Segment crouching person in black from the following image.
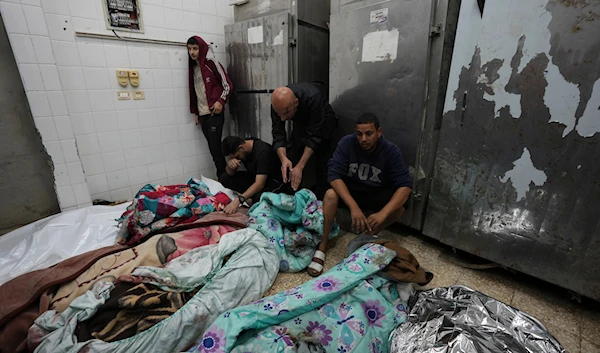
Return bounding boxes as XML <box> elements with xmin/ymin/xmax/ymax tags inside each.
<box><xmin>220</xmin><ymin>136</ymin><xmax>284</xmax><ymax>214</ymax></box>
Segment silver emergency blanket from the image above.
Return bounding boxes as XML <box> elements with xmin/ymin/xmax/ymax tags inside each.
<box><xmin>390</xmin><ymin>285</ymin><xmax>566</xmax><ymax>353</ymax></box>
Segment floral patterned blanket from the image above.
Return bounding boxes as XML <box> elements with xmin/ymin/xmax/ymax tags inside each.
<box><xmin>247</xmin><ymin>189</ymin><xmax>339</xmax><ymax>272</ymax></box>
<box><xmin>117</xmin><ymin>178</ymin><xmax>231</xmax><ymax>245</ymax></box>
<box><xmin>189</xmin><ymin>243</ymin><xmax>414</xmax><ymax>353</ymax></box>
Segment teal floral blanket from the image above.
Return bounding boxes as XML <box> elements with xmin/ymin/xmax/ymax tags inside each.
<box><xmin>247</xmin><ymin>189</ymin><xmax>339</xmax><ymax>272</ymax></box>
<box><xmin>188</xmin><ymin>243</ymin><xmax>414</xmax><ymax>353</ymax></box>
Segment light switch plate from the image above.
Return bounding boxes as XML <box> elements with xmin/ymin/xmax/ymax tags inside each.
<box><xmin>132</xmin><ymin>90</ymin><xmax>145</xmax><ymax>100</ymax></box>
<box><xmin>117</xmin><ymin>91</ymin><xmax>131</xmax><ymax>100</ymax></box>
<box><xmin>116</xmin><ymin>69</ymin><xmax>129</xmax><ymax>87</ymax></box>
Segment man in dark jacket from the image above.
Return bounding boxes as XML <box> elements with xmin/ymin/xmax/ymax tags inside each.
<box><xmin>188</xmin><ymin>36</ymin><xmax>233</xmax><ymax>178</ymax></box>
<box><xmin>307</xmin><ymin>113</ymin><xmax>413</xmax><ymax>276</ymax></box>
<box><xmin>271</xmin><ymin>82</ymin><xmax>338</xmax><ymax>199</ymax></box>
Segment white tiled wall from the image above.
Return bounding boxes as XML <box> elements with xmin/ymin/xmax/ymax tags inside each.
<box><xmin>1</xmin><ymin>0</ymin><xmax>234</xmax><ymax>211</ymax></box>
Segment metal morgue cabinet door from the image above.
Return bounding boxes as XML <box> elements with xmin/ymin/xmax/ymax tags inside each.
<box><xmin>225</xmin><ymin>12</ymin><xmax>292</xmax><ymax>143</ymax></box>
<box><xmin>423</xmin><ymin>1</ymin><xmax>600</xmax><ymax>300</ymax></box>
<box><xmin>329</xmin><ymin>0</ymin><xmax>434</xmax><ymax>224</ymax></box>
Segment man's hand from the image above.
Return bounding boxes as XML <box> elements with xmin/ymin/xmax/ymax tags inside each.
<box><xmin>211</xmin><ymin>101</ymin><xmax>224</xmax><ymax>115</ymax></box>
<box><xmin>367</xmin><ymin>212</ymin><xmax>386</xmax><ymax>234</ymax></box>
<box><xmin>281</xmin><ymin>158</ymin><xmax>293</xmax><ymax>183</ymax></box>
<box><xmin>290</xmin><ymin>166</ymin><xmax>304</xmax><ymax>191</ymax></box>
<box><xmin>350</xmin><ymin>206</ymin><xmax>371</xmax><ymax>233</ymax></box>
<box><xmin>195</xmin><ymin>114</ymin><xmax>200</xmax><ymax>126</ymax></box>
<box><xmin>224</xmin><ymin>198</ymin><xmax>240</xmax><ymax>214</ymax></box>
<box><xmin>227</xmin><ymin>158</ymin><xmax>241</xmax><ymax>171</ymax></box>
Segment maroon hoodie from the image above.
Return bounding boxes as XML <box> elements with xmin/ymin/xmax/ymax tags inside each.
<box><xmin>188</xmin><ymin>36</ymin><xmax>233</xmax><ymax>115</ymax></box>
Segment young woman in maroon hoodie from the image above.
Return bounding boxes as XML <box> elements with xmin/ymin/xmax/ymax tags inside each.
<box><xmin>187</xmin><ymin>36</ymin><xmax>233</xmax><ymax>178</ymax></box>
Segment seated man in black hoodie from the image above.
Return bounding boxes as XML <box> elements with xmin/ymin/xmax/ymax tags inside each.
<box><xmin>220</xmin><ymin>136</ymin><xmax>284</xmax><ymax>214</ymax></box>
<box><xmin>307</xmin><ymin>113</ymin><xmax>413</xmax><ymax>276</ymax></box>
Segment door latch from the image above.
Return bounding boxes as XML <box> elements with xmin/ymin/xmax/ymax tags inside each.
<box><xmin>290</xmin><ymin>38</ymin><xmax>297</xmax><ymax>47</ymax></box>
<box><xmin>430</xmin><ymin>23</ymin><xmax>442</xmax><ymax>36</ymax></box>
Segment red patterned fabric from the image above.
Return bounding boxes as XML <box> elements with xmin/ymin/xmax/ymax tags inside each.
<box><xmin>117</xmin><ymin>178</ymin><xmax>231</xmax><ymax>245</ymax></box>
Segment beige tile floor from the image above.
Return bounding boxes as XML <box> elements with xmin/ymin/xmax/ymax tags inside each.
<box><xmin>265</xmin><ymin>227</ymin><xmax>600</xmax><ymax>353</ymax></box>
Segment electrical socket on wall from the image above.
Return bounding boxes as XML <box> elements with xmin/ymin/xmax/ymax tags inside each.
<box><xmin>132</xmin><ymin>91</ymin><xmax>145</xmax><ymax>100</ymax></box>
<box><xmin>116</xmin><ymin>69</ymin><xmax>129</xmax><ymax>87</ymax></box>
<box><xmin>128</xmin><ymin>70</ymin><xmax>139</xmax><ymax>87</ymax></box>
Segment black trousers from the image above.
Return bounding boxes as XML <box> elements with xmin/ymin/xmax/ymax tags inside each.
<box><xmin>287</xmin><ymin>139</ymin><xmax>334</xmax><ymax>200</ymax></box>
<box><xmin>338</xmin><ymin>187</ymin><xmax>409</xmax><ymax>211</ymax></box>
<box><xmin>219</xmin><ymin>172</ymin><xmax>287</xmax><ymax>201</ymax></box>
<box><xmin>199</xmin><ymin>113</ymin><xmax>226</xmax><ymax>177</ymax></box>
